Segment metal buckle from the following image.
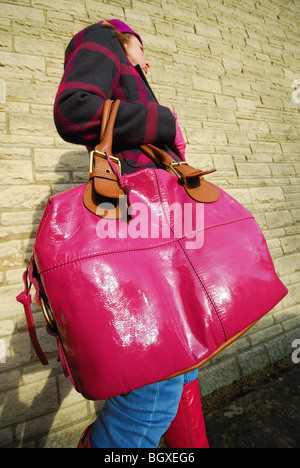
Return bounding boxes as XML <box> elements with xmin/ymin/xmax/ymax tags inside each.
<box><xmin>40</xmin><ymin>296</ymin><xmax>57</xmax><ymax>332</ymax></box>
<box><xmin>169</xmin><ymin>161</ymin><xmax>188</xmax><ymax>179</ymax></box>
<box><xmin>89</xmin><ymin>150</ymin><xmax>121</xmax><ymax>174</ymax></box>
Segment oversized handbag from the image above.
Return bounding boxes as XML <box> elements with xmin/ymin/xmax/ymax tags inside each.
<box><xmin>17</xmin><ymin>99</ymin><xmax>288</xmax><ymax>400</ymax></box>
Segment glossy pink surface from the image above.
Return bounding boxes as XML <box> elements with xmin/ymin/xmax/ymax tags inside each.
<box><xmin>33</xmin><ymin>168</ymin><xmax>287</xmax><ymax>400</ymax></box>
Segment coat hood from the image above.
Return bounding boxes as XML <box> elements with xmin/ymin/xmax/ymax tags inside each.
<box><xmin>100</xmin><ymin>19</ymin><xmax>143</xmax><ymax>46</ymax></box>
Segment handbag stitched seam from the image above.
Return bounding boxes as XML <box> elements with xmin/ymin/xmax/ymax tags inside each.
<box><xmin>37</xmin><ymin>239</ymin><xmax>183</xmax><ymax>274</ymax></box>
<box><xmin>178</xmin><ymin>237</ymin><xmax>227</xmax><ymax>342</ymax></box>
<box><xmin>36</xmin><ymin>217</ymin><xmax>255</xmax><ymax>275</ymax></box>
<box><xmin>154</xmin><ymin>170</ymin><xmax>227</xmax><ymax>342</ymax></box>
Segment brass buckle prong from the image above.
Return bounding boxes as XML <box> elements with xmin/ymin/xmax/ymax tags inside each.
<box><xmin>89</xmin><ymin>150</ymin><xmax>121</xmax><ymax>174</ymax></box>
<box><xmin>169</xmin><ymin>161</ymin><xmax>188</xmax><ymax>179</ymax></box>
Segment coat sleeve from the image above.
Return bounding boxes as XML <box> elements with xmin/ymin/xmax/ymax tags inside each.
<box><xmin>54</xmin><ymin>24</ymin><xmax>176</xmax><ymax>149</ymax></box>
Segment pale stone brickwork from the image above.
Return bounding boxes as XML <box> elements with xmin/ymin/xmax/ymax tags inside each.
<box><xmin>0</xmin><ymin>0</ymin><xmax>299</xmax><ymax>448</ymax></box>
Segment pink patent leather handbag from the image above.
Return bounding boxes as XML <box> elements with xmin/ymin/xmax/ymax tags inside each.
<box><xmin>17</xmin><ymin>100</ymin><xmax>288</xmax><ymax>400</ymax></box>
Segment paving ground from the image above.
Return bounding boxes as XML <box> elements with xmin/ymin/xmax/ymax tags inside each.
<box><xmin>203</xmin><ymin>360</ymin><xmax>300</xmax><ymax>448</ymax></box>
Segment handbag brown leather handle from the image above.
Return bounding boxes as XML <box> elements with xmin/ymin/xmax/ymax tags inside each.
<box><xmin>83</xmin><ymin>99</ymin><xmax>219</xmax><ymax>218</ymax></box>
<box><xmin>96</xmin><ymin>99</ymin><xmax>217</xmax><ymax>178</ymax></box>
<box><xmin>96</xmin><ymin>99</ymin><xmax>121</xmax><ymax>157</ymax></box>
<box><xmin>99</xmin><ymin>99</ymin><xmax>113</xmax><ymax>142</ymax></box>
<box><xmin>84</xmin><ymin>100</ymin><xmax>125</xmax><ymax>218</ymax></box>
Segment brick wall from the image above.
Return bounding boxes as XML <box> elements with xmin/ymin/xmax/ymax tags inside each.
<box><xmin>0</xmin><ymin>0</ymin><xmax>299</xmax><ymax>448</ymax></box>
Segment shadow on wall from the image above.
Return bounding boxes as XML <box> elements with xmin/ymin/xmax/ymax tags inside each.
<box><xmin>1</xmin><ymin>149</ymin><xmax>105</xmax><ymax>448</ymax></box>
<box><xmin>1</xmin><ymin>321</ymin><xmax>104</xmax><ymax>447</ymax></box>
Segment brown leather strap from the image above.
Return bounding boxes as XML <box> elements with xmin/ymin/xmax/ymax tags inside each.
<box><xmin>84</xmin><ymin>100</ymin><xmax>125</xmax><ymax>217</ymax></box>
<box><xmin>139</xmin><ymin>144</ymin><xmax>165</xmax><ymax>168</ymax></box>
<box><xmin>145</xmin><ymin>144</ymin><xmax>216</xmax><ymax>181</ymax></box>
<box><xmin>144</xmin><ymin>144</ymin><xmax>219</xmax><ymax>203</ymax></box>
<box><xmin>95</xmin><ymin>99</ymin><xmax>121</xmax><ymax>156</ymax></box>
<box><xmin>100</xmin><ymin>99</ymin><xmax>113</xmax><ymax>142</ymax></box>
<box><xmin>83</xmin><ymin>99</ymin><xmax>220</xmax><ymax>217</ymax></box>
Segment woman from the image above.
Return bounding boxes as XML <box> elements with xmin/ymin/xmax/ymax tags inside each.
<box><xmin>54</xmin><ymin>19</ymin><xmax>209</xmax><ymax>449</ymax></box>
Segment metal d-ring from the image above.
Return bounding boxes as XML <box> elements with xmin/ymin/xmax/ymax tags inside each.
<box><xmin>40</xmin><ymin>296</ymin><xmax>57</xmax><ymax>332</ymax></box>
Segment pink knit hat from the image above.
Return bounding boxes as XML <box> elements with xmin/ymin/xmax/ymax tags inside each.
<box><xmin>101</xmin><ymin>19</ymin><xmax>143</xmax><ymax>46</ymax></box>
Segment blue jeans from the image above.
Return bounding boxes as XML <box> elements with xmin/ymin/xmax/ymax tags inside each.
<box><xmin>90</xmin><ymin>369</ymin><xmax>199</xmax><ymax>448</ymax></box>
